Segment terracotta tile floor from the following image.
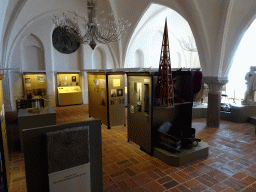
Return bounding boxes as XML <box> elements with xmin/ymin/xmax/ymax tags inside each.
<box><xmin>7</xmin><ymin>105</ymin><xmax>256</xmax><ymax>192</ymax></box>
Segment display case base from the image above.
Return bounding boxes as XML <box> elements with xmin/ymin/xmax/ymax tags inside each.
<box><xmin>153</xmin><ymin>141</ymin><xmax>209</xmax><ymax>167</ymax></box>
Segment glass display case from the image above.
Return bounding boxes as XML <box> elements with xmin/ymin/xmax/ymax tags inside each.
<box><xmin>56</xmin><ymin>73</ymin><xmax>83</xmax><ymax>106</ymax></box>
<box><xmin>23</xmin><ymin>73</ymin><xmax>47</xmax><ymax>99</ymax></box>
<box><xmin>57</xmin><ymin>86</ymin><xmax>82</xmax><ymax>106</ymax></box>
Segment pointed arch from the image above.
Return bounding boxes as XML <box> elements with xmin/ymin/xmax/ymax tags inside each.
<box><xmin>93</xmin><ymin>48</ymin><xmax>104</xmax><ymax>70</ymax></box>
<box><xmin>124</xmin><ymin>3</ymin><xmax>200</xmax><ymax>69</ymax></box>
<box><xmin>21</xmin><ymin>34</ymin><xmax>45</xmax><ymax>71</ymax></box>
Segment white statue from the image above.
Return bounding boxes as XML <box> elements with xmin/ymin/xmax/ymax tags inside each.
<box><xmin>244</xmin><ymin>66</ymin><xmax>256</xmax><ymax>105</ymax></box>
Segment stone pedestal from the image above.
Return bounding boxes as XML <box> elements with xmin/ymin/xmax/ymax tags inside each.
<box><xmin>203</xmin><ymin>77</ymin><xmax>228</xmax><ymax>128</ymax></box>
<box><xmin>154</xmin><ymin>141</ymin><xmax>209</xmax><ymax>167</ymax></box>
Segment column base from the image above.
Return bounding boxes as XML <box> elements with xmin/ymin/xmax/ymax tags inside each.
<box><xmin>207</xmin><ymin>93</ymin><xmax>221</xmax><ymax>127</ymax></box>
<box><xmin>203</xmin><ymin>76</ymin><xmax>228</xmax><ymax>128</ymax></box>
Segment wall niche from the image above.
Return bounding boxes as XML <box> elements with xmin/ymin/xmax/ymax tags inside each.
<box><xmin>21</xmin><ymin>34</ymin><xmax>46</xmax><ymax>71</ymax></box>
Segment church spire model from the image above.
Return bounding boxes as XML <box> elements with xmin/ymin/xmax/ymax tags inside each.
<box><xmin>156</xmin><ymin>18</ymin><xmax>174</xmax><ymax>106</ymax></box>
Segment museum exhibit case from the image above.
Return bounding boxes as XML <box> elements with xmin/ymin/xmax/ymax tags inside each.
<box><xmin>22</xmin><ymin>119</ymin><xmax>102</xmax><ymax>192</ymax></box>
<box><xmin>56</xmin><ymin>73</ymin><xmax>83</xmax><ymax>106</ymax></box>
<box><xmin>0</xmin><ymin>74</ymin><xmax>10</xmax><ymax>191</ymax></box>
<box><xmin>18</xmin><ymin>72</ymin><xmax>48</xmax><ymax>109</ymax></box>
<box><xmin>87</xmin><ymin>71</ymin><xmax>125</xmax><ymax>129</ymax></box>
<box><xmin>23</xmin><ymin>72</ymin><xmax>47</xmax><ymax>99</ymax></box>
<box><xmin>127</xmin><ymin>70</ymin><xmax>209</xmax><ymax>166</ymax></box>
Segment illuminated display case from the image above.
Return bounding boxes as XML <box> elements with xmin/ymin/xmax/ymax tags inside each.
<box><xmin>56</xmin><ymin>73</ymin><xmax>83</xmax><ymax>106</ymax></box>
<box><xmin>87</xmin><ymin>72</ymin><xmax>125</xmax><ymax>129</ymax></box>
<box><xmin>58</xmin><ymin>86</ymin><xmax>82</xmax><ymax>106</ymax></box>
<box><xmin>56</xmin><ymin>73</ymin><xmax>80</xmax><ymax>87</ymax></box>
<box><xmin>23</xmin><ymin>72</ymin><xmax>47</xmax><ymax>99</ymax></box>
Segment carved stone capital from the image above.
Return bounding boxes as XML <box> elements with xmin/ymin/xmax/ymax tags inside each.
<box><xmin>203</xmin><ymin>76</ymin><xmax>229</xmax><ymax>94</ymax></box>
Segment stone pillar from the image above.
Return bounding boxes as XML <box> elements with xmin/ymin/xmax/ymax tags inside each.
<box><xmin>203</xmin><ymin>77</ymin><xmax>228</xmax><ymax>128</ymax></box>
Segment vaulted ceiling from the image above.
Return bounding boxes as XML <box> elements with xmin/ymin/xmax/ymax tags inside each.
<box><xmin>1</xmin><ymin>0</ymin><xmax>256</xmax><ymax>77</ymax></box>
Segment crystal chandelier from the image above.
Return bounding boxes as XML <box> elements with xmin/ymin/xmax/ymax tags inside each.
<box><xmin>52</xmin><ymin>0</ymin><xmax>131</xmax><ymax>50</ymax></box>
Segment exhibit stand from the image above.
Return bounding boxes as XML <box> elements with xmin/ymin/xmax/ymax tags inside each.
<box><xmin>56</xmin><ymin>73</ymin><xmax>83</xmax><ymax>106</ymax></box>
<box><xmin>47</xmin><ymin>126</ymin><xmax>90</xmax><ymax>192</ymax></box>
<box><xmin>0</xmin><ymin>74</ymin><xmax>10</xmax><ymax>191</ymax></box>
<box><xmin>127</xmin><ymin>70</ymin><xmax>209</xmax><ymax>166</ymax></box>
<box><xmin>87</xmin><ymin>72</ymin><xmax>125</xmax><ymax>129</ymax></box>
<box><xmin>18</xmin><ymin>106</ymin><xmax>56</xmax><ymax>151</ymax></box>
<box><xmin>22</xmin><ymin>119</ymin><xmax>102</xmax><ymax>192</ymax></box>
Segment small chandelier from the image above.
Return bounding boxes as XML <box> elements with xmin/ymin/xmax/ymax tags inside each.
<box><xmin>52</xmin><ymin>0</ymin><xmax>131</xmax><ymax>50</ymax></box>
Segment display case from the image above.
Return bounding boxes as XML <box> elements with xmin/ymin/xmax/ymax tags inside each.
<box><xmin>56</xmin><ymin>73</ymin><xmax>83</xmax><ymax>106</ymax></box>
<box><xmin>87</xmin><ymin>72</ymin><xmax>125</xmax><ymax>129</ymax></box>
<box><xmin>56</xmin><ymin>73</ymin><xmax>80</xmax><ymax>87</ymax></box>
<box><xmin>58</xmin><ymin>86</ymin><xmax>82</xmax><ymax>106</ymax></box>
<box><xmin>127</xmin><ymin>71</ymin><xmax>193</xmax><ymax>154</ymax></box>
<box><xmin>23</xmin><ymin>73</ymin><xmax>47</xmax><ymax>100</ymax></box>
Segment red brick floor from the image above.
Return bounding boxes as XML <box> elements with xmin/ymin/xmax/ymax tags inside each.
<box><xmin>7</xmin><ymin>105</ymin><xmax>256</xmax><ymax>191</ymax></box>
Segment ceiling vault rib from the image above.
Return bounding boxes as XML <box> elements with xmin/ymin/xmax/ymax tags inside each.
<box><xmin>218</xmin><ymin>0</ymin><xmax>234</xmax><ymax>77</ymax></box>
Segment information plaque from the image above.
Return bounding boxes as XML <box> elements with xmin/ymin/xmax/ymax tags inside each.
<box><xmin>47</xmin><ymin>126</ymin><xmax>90</xmax><ymax>192</ymax></box>
<box><xmin>22</xmin><ymin>119</ymin><xmax>102</xmax><ymax>192</ymax></box>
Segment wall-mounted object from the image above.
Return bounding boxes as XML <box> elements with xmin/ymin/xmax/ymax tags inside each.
<box><xmin>52</xmin><ymin>27</ymin><xmax>80</xmax><ymax>54</ymax></box>
<box><xmin>87</xmin><ymin>72</ymin><xmax>125</xmax><ymax>129</ymax></box>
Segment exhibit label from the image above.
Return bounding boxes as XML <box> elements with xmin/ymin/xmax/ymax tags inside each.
<box><xmin>37</xmin><ymin>76</ymin><xmax>45</xmax><ymax>82</ymax></box>
<box><xmin>48</xmin><ymin>163</ymin><xmax>91</xmax><ymax>192</ymax></box>
<box><xmin>113</xmin><ymin>79</ymin><xmax>120</xmax><ymax>87</ymax></box>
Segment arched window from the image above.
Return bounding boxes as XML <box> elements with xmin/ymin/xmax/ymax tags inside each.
<box><xmin>135</xmin><ymin>49</ymin><xmax>144</xmax><ymax>68</ymax></box>
<box><xmin>93</xmin><ymin>48</ymin><xmax>104</xmax><ymax>69</ymax></box>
